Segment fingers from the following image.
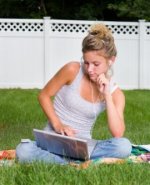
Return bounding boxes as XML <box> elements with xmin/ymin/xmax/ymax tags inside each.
<box><xmin>97</xmin><ymin>73</ymin><xmax>110</xmax><ymax>94</ymax></box>
<box><xmin>60</xmin><ymin>130</ymin><xmax>65</xmax><ymax>136</ymax></box>
<box><xmin>97</xmin><ymin>74</ymin><xmax>108</xmax><ymax>85</ymax></box>
<box><xmin>65</xmin><ymin>127</ymin><xmax>77</xmax><ymax>137</ymax></box>
<box><xmin>97</xmin><ymin>74</ymin><xmax>106</xmax><ymax>92</ymax></box>
<box><xmin>60</xmin><ymin>125</ymin><xmax>77</xmax><ymax>137</ymax></box>
<box><xmin>54</xmin><ymin>123</ymin><xmax>76</xmax><ymax>137</ymax></box>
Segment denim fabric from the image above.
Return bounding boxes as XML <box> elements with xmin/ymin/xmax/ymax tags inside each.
<box><xmin>16</xmin><ymin>137</ymin><xmax>132</xmax><ymax>164</ymax></box>
<box><xmin>90</xmin><ymin>137</ymin><xmax>132</xmax><ymax>159</ymax></box>
<box><xmin>16</xmin><ymin>141</ymin><xmax>68</xmax><ymax>164</ymax></box>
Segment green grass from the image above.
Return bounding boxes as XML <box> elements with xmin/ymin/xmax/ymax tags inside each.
<box><xmin>0</xmin><ymin>89</ymin><xmax>150</xmax><ymax>185</ymax></box>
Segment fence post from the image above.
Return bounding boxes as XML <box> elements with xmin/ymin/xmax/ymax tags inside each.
<box><xmin>43</xmin><ymin>17</ymin><xmax>51</xmax><ymax>85</ymax></box>
<box><xmin>138</xmin><ymin>19</ymin><xmax>145</xmax><ymax>89</ymax></box>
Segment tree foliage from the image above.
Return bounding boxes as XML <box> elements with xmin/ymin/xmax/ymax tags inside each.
<box><xmin>108</xmin><ymin>0</ymin><xmax>150</xmax><ymax>21</ymax></box>
<box><xmin>0</xmin><ymin>0</ymin><xmax>51</xmax><ymax>18</ymax></box>
<box><xmin>0</xmin><ymin>0</ymin><xmax>149</xmax><ymax>21</ymax></box>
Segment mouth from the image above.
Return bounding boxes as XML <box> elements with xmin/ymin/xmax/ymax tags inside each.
<box><xmin>88</xmin><ymin>74</ymin><xmax>97</xmax><ymax>81</ymax></box>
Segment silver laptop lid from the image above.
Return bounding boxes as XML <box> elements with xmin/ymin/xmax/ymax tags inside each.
<box><xmin>33</xmin><ymin>129</ymin><xmax>90</xmax><ymax>160</ymax></box>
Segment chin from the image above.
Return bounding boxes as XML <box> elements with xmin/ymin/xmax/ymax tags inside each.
<box><xmin>89</xmin><ymin>76</ymin><xmax>97</xmax><ymax>82</ymax></box>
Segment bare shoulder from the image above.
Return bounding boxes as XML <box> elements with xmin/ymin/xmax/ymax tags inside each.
<box><xmin>64</xmin><ymin>61</ymin><xmax>80</xmax><ymax>72</ymax></box>
<box><xmin>58</xmin><ymin>61</ymin><xmax>81</xmax><ymax>84</ymax></box>
<box><xmin>112</xmin><ymin>88</ymin><xmax>125</xmax><ymax>98</ymax></box>
<box><xmin>112</xmin><ymin>88</ymin><xmax>125</xmax><ymax>108</ymax></box>
<box><xmin>60</xmin><ymin>61</ymin><xmax>80</xmax><ymax>84</ymax></box>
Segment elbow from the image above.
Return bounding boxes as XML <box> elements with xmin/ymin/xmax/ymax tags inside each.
<box><xmin>113</xmin><ymin>133</ymin><xmax>124</xmax><ymax>138</ymax></box>
<box><xmin>113</xmin><ymin>129</ymin><xmax>125</xmax><ymax>138</ymax></box>
<box><xmin>38</xmin><ymin>90</ymin><xmax>46</xmax><ymax>104</ymax></box>
<box><xmin>38</xmin><ymin>90</ymin><xmax>52</xmax><ymax>105</ymax></box>
<box><xmin>38</xmin><ymin>91</ymin><xmax>42</xmax><ymax>103</ymax></box>
<box><xmin>112</xmin><ymin>126</ymin><xmax>125</xmax><ymax>138</ymax></box>
<box><xmin>113</xmin><ymin>120</ymin><xmax>125</xmax><ymax>138</ymax></box>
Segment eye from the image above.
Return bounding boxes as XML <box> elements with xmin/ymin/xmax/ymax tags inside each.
<box><xmin>94</xmin><ymin>63</ymin><xmax>100</xmax><ymax>66</ymax></box>
<box><xmin>84</xmin><ymin>61</ymin><xmax>89</xmax><ymax>65</ymax></box>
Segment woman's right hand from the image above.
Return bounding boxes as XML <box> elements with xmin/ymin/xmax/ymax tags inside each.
<box><xmin>53</xmin><ymin>123</ymin><xmax>77</xmax><ymax>137</ymax></box>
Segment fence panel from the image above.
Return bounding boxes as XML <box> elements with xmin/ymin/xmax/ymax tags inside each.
<box><xmin>0</xmin><ymin>18</ymin><xmax>150</xmax><ymax>89</ymax></box>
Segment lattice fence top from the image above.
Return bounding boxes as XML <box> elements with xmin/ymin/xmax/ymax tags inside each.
<box><xmin>51</xmin><ymin>23</ymin><xmax>90</xmax><ymax>33</ymax></box>
<box><xmin>0</xmin><ymin>19</ymin><xmax>150</xmax><ymax>36</ymax></box>
<box><xmin>146</xmin><ymin>25</ymin><xmax>150</xmax><ymax>35</ymax></box>
<box><xmin>107</xmin><ymin>25</ymin><xmax>138</xmax><ymax>35</ymax></box>
<box><xmin>0</xmin><ymin>21</ymin><xmax>43</xmax><ymax>32</ymax></box>
<box><xmin>51</xmin><ymin>23</ymin><xmax>139</xmax><ymax>35</ymax></box>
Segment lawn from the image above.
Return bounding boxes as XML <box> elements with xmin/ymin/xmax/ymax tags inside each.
<box><xmin>0</xmin><ymin>89</ymin><xmax>150</xmax><ymax>185</ymax></box>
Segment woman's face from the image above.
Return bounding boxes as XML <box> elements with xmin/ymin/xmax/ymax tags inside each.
<box><xmin>83</xmin><ymin>50</ymin><xmax>110</xmax><ymax>82</ymax></box>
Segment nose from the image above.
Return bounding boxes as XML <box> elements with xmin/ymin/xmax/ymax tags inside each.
<box><xmin>87</xmin><ymin>64</ymin><xmax>94</xmax><ymax>73</ymax></box>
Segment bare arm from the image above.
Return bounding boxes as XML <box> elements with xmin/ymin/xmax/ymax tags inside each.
<box><xmin>38</xmin><ymin>62</ymin><xmax>80</xmax><ymax>136</ymax></box>
<box><xmin>105</xmin><ymin>88</ymin><xmax>125</xmax><ymax>137</ymax></box>
<box><xmin>97</xmin><ymin>74</ymin><xmax>125</xmax><ymax>137</ymax></box>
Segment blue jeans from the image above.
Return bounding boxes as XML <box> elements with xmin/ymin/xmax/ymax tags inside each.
<box><xmin>16</xmin><ymin>137</ymin><xmax>132</xmax><ymax>164</ymax></box>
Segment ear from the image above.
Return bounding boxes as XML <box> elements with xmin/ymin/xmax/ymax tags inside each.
<box><xmin>109</xmin><ymin>56</ymin><xmax>116</xmax><ymax>65</ymax></box>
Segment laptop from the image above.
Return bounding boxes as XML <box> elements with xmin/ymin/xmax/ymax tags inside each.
<box><xmin>33</xmin><ymin>128</ymin><xmax>97</xmax><ymax>160</ymax></box>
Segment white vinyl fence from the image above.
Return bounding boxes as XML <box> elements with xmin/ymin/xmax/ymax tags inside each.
<box><xmin>0</xmin><ymin>17</ymin><xmax>150</xmax><ymax>89</ymax></box>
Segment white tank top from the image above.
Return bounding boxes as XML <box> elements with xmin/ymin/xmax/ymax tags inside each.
<box><xmin>44</xmin><ymin>63</ymin><xmax>118</xmax><ymax>139</ymax></box>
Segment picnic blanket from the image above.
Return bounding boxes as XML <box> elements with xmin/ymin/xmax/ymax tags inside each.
<box><xmin>0</xmin><ymin>150</ymin><xmax>16</xmax><ymax>166</ymax></box>
<box><xmin>0</xmin><ymin>145</ymin><xmax>150</xmax><ymax>168</ymax></box>
<box><xmin>70</xmin><ymin>144</ymin><xmax>150</xmax><ymax>169</ymax></box>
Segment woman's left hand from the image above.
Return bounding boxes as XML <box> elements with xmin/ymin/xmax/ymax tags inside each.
<box><xmin>96</xmin><ymin>73</ymin><xmax>110</xmax><ymax>96</ymax></box>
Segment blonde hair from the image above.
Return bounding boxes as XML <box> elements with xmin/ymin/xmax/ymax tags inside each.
<box><xmin>82</xmin><ymin>23</ymin><xmax>117</xmax><ymax>58</ymax></box>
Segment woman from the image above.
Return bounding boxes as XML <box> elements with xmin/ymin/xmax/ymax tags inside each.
<box><xmin>16</xmin><ymin>23</ymin><xmax>132</xmax><ymax>164</ymax></box>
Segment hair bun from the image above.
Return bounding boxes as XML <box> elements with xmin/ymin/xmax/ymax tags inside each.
<box><xmin>89</xmin><ymin>23</ymin><xmax>111</xmax><ymax>39</ymax></box>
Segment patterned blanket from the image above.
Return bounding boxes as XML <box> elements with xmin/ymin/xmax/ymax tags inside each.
<box><xmin>0</xmin><ymin>145</ymin><xmax>150</xmax><ymax>168</ymax></box>
<box><xmin>70</xmin><ymin>144</ymin><xmax>150</xmax><ymax>169</ymax></box>
<box><xmin>0</xmin><ymin>150</ymin><xmax>16</xmax><ymax>166</ymax></box>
